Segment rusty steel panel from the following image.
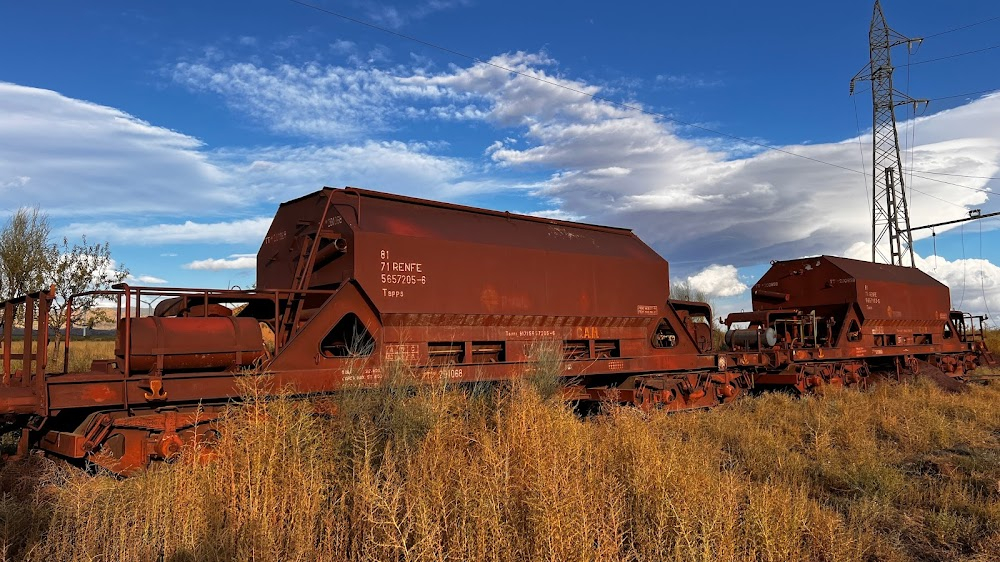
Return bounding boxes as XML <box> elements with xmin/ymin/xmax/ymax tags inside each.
<box><xmin>733</xmin><ymin>255</ymin><xmax>975</xmax><ymax>381</ymax></box>
<box><xmin>258</xmin><ymin>187</ymin><xmax>669</xmax><ymax>320</ymax></box>
<box><xmin>753</xmin><ymin>255</ymin><xmax>951</xmax><ymax>324</ymax></box>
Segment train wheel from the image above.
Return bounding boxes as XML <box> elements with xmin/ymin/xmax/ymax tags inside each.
<box><xmin>88</xmin><ymin>428</ymin><xmax>153</xmax><ymax>475</ymax></box>
<box><xmin>82</xmin><ymin>409</ymin><xmax>223</xmax><ymax>475</ymax></box>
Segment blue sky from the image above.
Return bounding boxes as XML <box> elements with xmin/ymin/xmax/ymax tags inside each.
<box><xmin>1</xmin><ymin>0</ymin><xmax>999</xmax><ymax>317</ymax></box>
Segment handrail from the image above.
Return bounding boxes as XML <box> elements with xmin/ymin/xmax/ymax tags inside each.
<box><xmin>0</xmin><ymin>286</ymin><xmax>55</xmax><ymax>386</ymax></box>
<box><xmin>56</xmin><ymin>284</ymin><xmax>341</xmax><ymax>374</ymax></box>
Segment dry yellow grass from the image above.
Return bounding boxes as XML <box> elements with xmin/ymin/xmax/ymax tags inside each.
<box><xmin>984</xmin><ymin>330</ymin><xmax>1000</xmax><ymax>355</ymax></box>
<box><xmin>0</xmin><ymin>361</ymin><xmax>998</xmax><ymax>562</ymax></box>
<box><xmin>1</xmin><ymin>339</ymin><xmax>115</xmax><ymax>374</ymax></box>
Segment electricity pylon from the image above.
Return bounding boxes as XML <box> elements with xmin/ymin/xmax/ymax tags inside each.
<box><xmin>850</xmin><ymin>0</ymin><xmax>926</xmax><ymax>267</ymax></box>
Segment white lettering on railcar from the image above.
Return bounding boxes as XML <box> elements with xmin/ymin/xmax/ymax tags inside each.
<box><xmin>430</xmin><ymin>367</ymin><xmax>464</xmax><ymax>380</ymax></box>
<box><xmin>637</xmin><ymin>305</ymin><xmax>658</xmax><ymax>315</ymax></box>
<box><xmin>864</xmin><ymin>288</ymin><xmax>880</xmax><ymax>306</ymax></box>
<box><xmin>379</xmin><ymin>249</ymin><xmax>427</xmax><ymax>291</ymax></box>
<box><xmin>505</xmin><ymin>330</ymin><xmax>557</xmax><ymax>338</ymax></box>
<box><xmin>342</xmin><ymin>366</ymin><xmax>383</xmax><ymax>382</ymax></box>
<box><xmin>264</xmin><ymin>230</ymin><xmax>287</xmax><ymax>245</ymax></box>
<box><xmin>384</xmin><ymin>344</ymin><xmax>420</xmax><ymax>363</ymax></box>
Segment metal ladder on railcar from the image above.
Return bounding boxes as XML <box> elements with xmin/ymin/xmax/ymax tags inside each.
<box><xmin>275</xmin><ymin>192</ymin><xmax>338</xmax><ymax>350</ymax></box>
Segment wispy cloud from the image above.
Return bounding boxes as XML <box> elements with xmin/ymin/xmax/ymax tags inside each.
<box><xmin>361</xmin><ymin>0</ymin><xmax>472</xmax><ymax>29</ymax></box>
<box><xmin>184</xmin><ymin>254</ymin><xmax>257</xmax><ymax>270</ymax></box>
<box><xmin>212</xmin><ymin>141</ymin><xmax>505</xmax><ymax>203</ymax></box>
<box><xmin>654</xmin><ymin>74</ymin><xmax>723</xmax><ymax>89</ymax></box>
<box><xmin>0</xmin><ymin>81</ymin><xmax>506</xmax><ymax>236</ymax></box>
<box><xmin>0</xmin><ymin>175</ymin><xmax>30</xmax><ymax>189</ymax></box>
<box><xmin>0</xmin><ymin>82</ymin><xmax>239</xmax><ymax>217</ymax></box>
<box><xmin>64</xmin><ymin>218</ymin><xmax>273</xmax><ymax>245</ymax></box>
<box><xmin>127</xmin><ymin>274</ymin><xmax>168</xmax><ymax>284</ymax></box>
<box><xmin>169</xmin><ymin>61</ymin><xmax>445</xmax><ymax>140</ymax></box>
<box><xmin>166</xmin><ymin>52</ymin><xmax>557</xmax><ymax>140</ymax></box>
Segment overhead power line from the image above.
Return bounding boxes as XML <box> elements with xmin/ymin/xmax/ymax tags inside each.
<box><xmin>909</xmin><ymin>186</ymin><xmax>972</xmax><ymax>209</ymax></box>
<box><xmin>287</xmin><ymin>0</ymin><xmax>989</xmax><ymax>200</ymax></box>
<box><xmin>910</xmin><ymin>173</ymin><xmax>994</xmax><ymax>195</ymax></box>
<box><xmin>911</xmin><ymin>169</ymin><xmax>1000</xmax><ymax>180</ymax></box>
<box><xmin>902</xmin><ymin>42</ymin><xmax>1000</xmax><ymax>67</ymax></box>
<box><xmin>923</xmin><ymin>14</ymin><xmax>1000</xmax><ymax>40</ymax></box>
<box><xmin>849</xmin><ymin>87</ymin><xmax>999</xmax><ymax>101</ymax></box>
<box><xmin>927</xmin><ymin>88</ymin><xmax>1000</xmax><ymax>101</ymax></box>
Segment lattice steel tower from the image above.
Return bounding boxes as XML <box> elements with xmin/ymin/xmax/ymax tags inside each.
<box><xmin>850</xmin><ymin>0</ymin><xmax>925</xmax><ymax>267</ymax></box>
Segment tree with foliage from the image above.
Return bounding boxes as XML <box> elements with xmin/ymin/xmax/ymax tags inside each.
<box><xmin>0</xmin><ymin>208</ymin><xmax>51</xmax><ymax>302</ymax></box>
<box><xmin>0</xmin><ymin>208</ymin><xmax>127</xmax><ymax>347</ymax></box>
<box><xmin>45</xmin><ymin>235</ymin><xmax>128</xmax><ymax>348</ymax></box>
<box><xmin>669</xmin><ymin>280</ymin><xmax>711</xmax><ymax>304</ymax></box>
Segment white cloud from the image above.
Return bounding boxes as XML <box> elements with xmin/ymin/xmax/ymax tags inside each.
<box><xmin>126</xmin><ymin>274</ymin><xmax>168</xmax><ymax>284</ymax></box>
<box><xmin>184</xmin><ymin>254</ymin><xmax>257</xmax><ymax>270</ymax></box>
<box><xmin>0</xmin><ymin>81</ymin><xmax>507</xmax><ymax>244</ymax></box>
<box><xmin>685</xmin><ymin>264</ymin><xmax>748</xmax><ymax>298</ymax></box>
<box><xmin>404</xmin><ymin>56</ymin><xmax>1000</xmax><ymax>270</ymax></box>
<box><xmin>169</xmin><ymin>61</ymin><xmax>446</xmax><ymax>140</ymax></box>
<box><xmin>329</xmin><ymin>39</ymin><xmax>356</xmax><ymax>54</ymax></box>
<box><xmin>364</xmin><ymin>0</ymin><xmax>471</xmax><ymax>29</ymax></box>
<box><xmin>212</xmin><ymin>141</ymin><xmax>506</xmax><ymax>203</ymax></box>
<box><xmin>1</xmin><ymin>175</ymin><xmax>30</xmax><ymax>188</ymax></box>
<box><xmin>525</xmin><ymin>209</ymin><xmax>585</xmax><ymax>221</ymax></box>
<box><xmin>654</xmin><ymin>74</ymin><xmax>723</xmax><ymax>89</ymax></box>
<box><xmin>165</xmin><ymin>53</ymin><xmax>1000</xmax><ymax>279</ymax></box>
<box><xmin>64</xmin><ymin>218</ymin><xmax>272</xmax><ymax>245</ymax></box>
<box><xmin>916</xmin><ymin>253</ymin><xmax>1000</xmax><ymax>316</ymax></box>
<box><xmin>168</xmin><ymin>52</ymin><xmax>572</xmax><ymax>141</ymax></box>
<box><xmin>0</xmin><ymin>82</ymin><xmax>239</xmax><ymax>217</ymax></box>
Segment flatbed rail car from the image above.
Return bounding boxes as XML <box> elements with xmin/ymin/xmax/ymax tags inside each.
<box><xmin>0</xmin><ymin>187</ymin><xmax>745</xmax><ymax>474</ymax></box>
<box><xmin>722</xmin><ymin>256</ymin><xmax>995</xmax><ymax>392</ymax></box>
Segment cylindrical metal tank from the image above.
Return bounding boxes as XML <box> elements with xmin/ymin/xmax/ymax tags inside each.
<box><xmin>725</xmin><ymin>328</ymin><xmax>777</xmax><ymax>349</ymax></box>
<box><xmin>117</xmin><ymin>317</ymin><xmax>265</xmax><ymax>373</ymax></box>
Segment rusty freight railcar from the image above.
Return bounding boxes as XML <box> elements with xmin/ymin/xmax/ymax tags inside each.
<box><xmin>723</xmin><ymin>256</ymin><xmax>992</xmax><ymax>391</ymax></box>
<box><xmin>0</xmin><ymin>187</ymin><xmax>743</xmax><ymax>473</ymax></box>
<box><xmin>253</xmin><ymin>188</ymin><xmax>729</xmax><ymax>383</ymax></box>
